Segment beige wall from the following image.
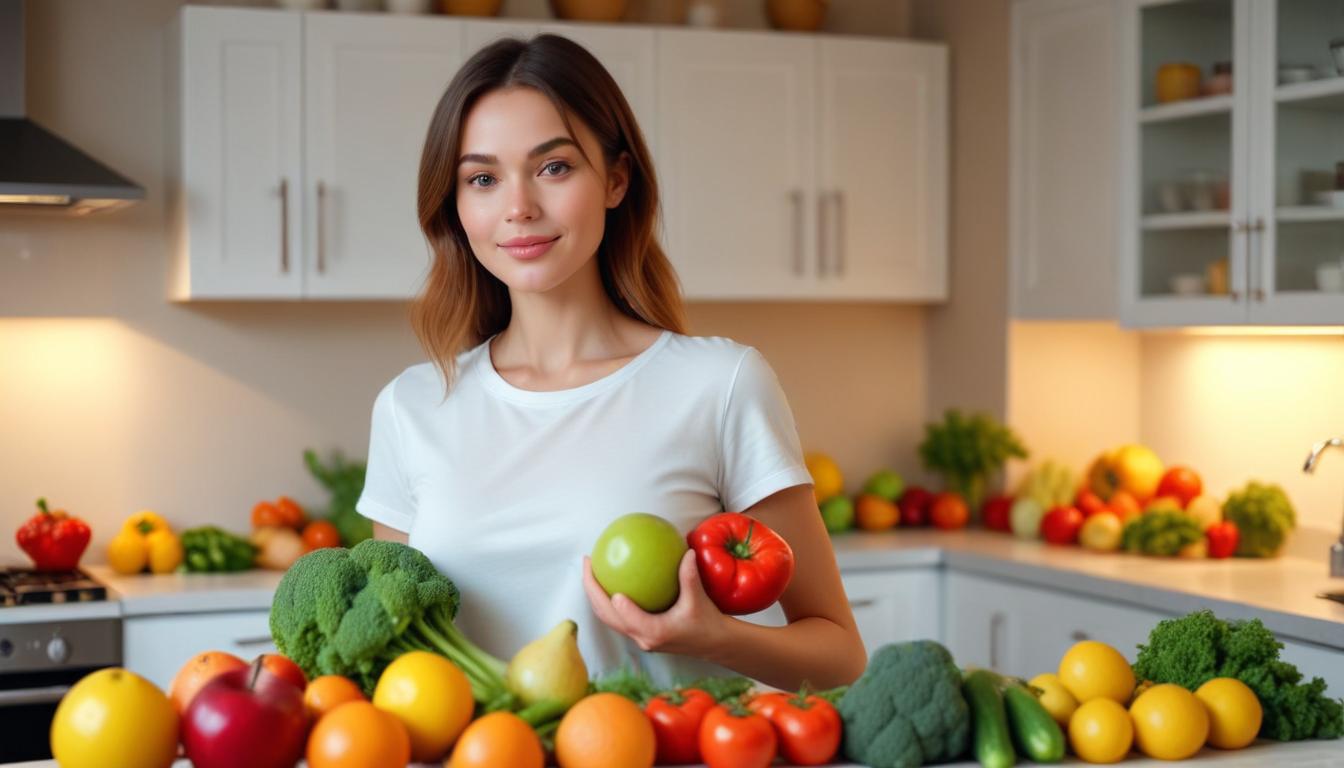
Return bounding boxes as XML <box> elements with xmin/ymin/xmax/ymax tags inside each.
<box><xmin>0</xmin><ymin>0</ymin><xmax>928</xmax><ymax>565</ymax></box>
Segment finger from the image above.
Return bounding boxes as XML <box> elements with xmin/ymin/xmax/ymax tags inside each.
<box><xmin>581</xmin><ymin>557</ymin><xmax>625</xmax><ymax>629</ymax></box>
<box><xmin>678</xmin><ymin>548</ymin><xmax>701</xmax><ymax>592</ymax></box>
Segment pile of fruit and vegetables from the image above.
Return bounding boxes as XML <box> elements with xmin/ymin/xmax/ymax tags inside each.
<box><xmin>810</xmin><ymin>409</ymin><xmax>1299</xmax><ymax>562</ymax></box>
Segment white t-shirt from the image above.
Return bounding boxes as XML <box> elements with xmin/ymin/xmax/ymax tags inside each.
<box><xmin>355</xmin><ymin>330</ymin><xmax>813</xmax><ymax>686</ymax></box>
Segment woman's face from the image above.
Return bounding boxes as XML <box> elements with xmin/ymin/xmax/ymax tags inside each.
<box><xmin>455</xmin><ymin>87</ymin><xmax>628</xmax><ymax>295</ymax></box>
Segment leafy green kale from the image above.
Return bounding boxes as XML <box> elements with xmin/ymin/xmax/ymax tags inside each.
<box><xmin>918</xmin><ymin>410</ymin><xmax>1028</xmax><ymax>511</ymax></box>
<box><xmin>1133</xmin><ymin>610</ymin><xmax>1343</xmax><ymax>740</ymax></box>
<box><xmin>1121</xmin><ymin>511</ymin><xmax>1203</xmax><ymax>556</ymax></box>
<box><xmin>1222</xmin><ymin>482</ymin><xmax>1296</xmax><ymax>557</ymax></box>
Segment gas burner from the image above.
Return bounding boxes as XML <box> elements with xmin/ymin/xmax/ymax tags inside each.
<box><xmin>0</xmin><ymin>568</ymin><xmax>107</xmax><ymax>607</ymax></box>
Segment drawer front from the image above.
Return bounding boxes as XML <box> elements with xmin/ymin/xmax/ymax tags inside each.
<box><xmin>124</xmin><ymin>610</ymin><xmax>275</xmax><ymax>691</ymax></box>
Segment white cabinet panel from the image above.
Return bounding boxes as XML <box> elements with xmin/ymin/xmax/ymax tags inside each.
<box><xmin>841</xmin><ymin>568</ymin><xmax>942</xmax><ymax>657</ymax></box>
<box><xmin>124</xmin><ymin>610</ymin><xmax>276</xmax><ymax>692</ymax></box>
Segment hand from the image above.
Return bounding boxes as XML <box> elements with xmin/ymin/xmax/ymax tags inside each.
<box><xmin>582</xmin><ymin>549</ymin><xmax>728</xmax><ymax>657</ymax></box>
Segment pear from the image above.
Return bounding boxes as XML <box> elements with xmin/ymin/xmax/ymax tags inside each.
<box><xmin>506</xmin><ymin>619</ymin><xmax>589</xmax><ymax>708</ymax></box>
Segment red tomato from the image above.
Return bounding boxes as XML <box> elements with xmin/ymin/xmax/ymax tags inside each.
<box><xmin>749</xmin><ymin>692</ymin><xmax>841</xmax><ymax>765</ymax></box>
<box><xmin>251</xmin><ymin>501</ymin><xmax>283</xmax><ymax>529</ymax></box>
<box><xmin>929</xmin><ymin>493</ymin><xmax>969</xmax><ymax>530</ymax></box>
<box><xmin>687</xmin><ymin>513</ymin><xmax>795</xmax><ymax>615</ymax></box>
<box><xmin>1075</xmin><ymin>489</ymin><xmax>1108</xmax><ymax>518</ymax></box>
<box><xmin>699</xmin><ymin>705</ymin><xmax>777</xmax><ymax>768</ymax></box>
<box><xmin>644</xmin><ymin>688</ymin><xmax>716</xmax><ymax>765</ymax></box>
<box><xmin>275</xmin><ymin>496</ymin><xmax>307</xmax><ymax>529</ymax></box>
<box><xmin>258</xmin><ymin>653</ymin><xmax>308</xmax><ymax>692</ymax></box>
<box><xmin>1155</xmin><ymin>466</ymin><xmax>1203</xmax><ymax>508</ymax></box>
<box><xmin>898</xmin><ymin>486</ymin><xmax>934</xmax><ymax>526</ymax></box>
<box><xmin>1041</xmin><ymin>506</ymin><xmax>1085</xmax><ymax>545</ymax></box>
<box><xmin>301</xmin><ymin>520</ymin><xmax>342</xmax><ymax>551</ymax></box>
<box><xmin>981</xmin><ymin>495</ymin><xmax>1014</xmax><ymax>532</ymax></box>
<box><xmin>1206</xmin><ymin>521</ymin><xmax>1239</xmax><ymax>559</ymax></box>
<box><xmin>1107</xmin><ymin>490</ymin><xmax>1142</xmax><ymax>523</ymax></box>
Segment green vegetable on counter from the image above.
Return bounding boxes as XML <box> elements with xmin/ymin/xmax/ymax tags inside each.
<box><xmin>1001</xmin><ymin>679</ymin><xmax>1065</xmax><ymax>763</ymax></box>
<box><xmin>963</xmin><ymin>669</ymin><xmax>1016</xmax><ymax>768</ymax></box>
<box><xmin>837</xmin><ymin>640</ymin><xmax>971</xmax><ymax>768</ymax></box>
<box><xmin>1133</xmin><ymin>610</ymin><xmax>1344</xmax><ymax>741</ymax></box>
<box><xmin>180</xmin><ymin>526</ymin><xmax>256</xmax><ymax>572</ymax></box>
<box><xmin>304</xmin><ymin>448</ymin><xmax>372</xmax><ymax>548</ymax></box>
<box><xmin>1120</xmin><ymin>511</ymin><xmax>1203</xmax><ymax>556</ymax></box>
<box><xmin>918</xmin><ymin>410</ymin><xmax>1028</xmax><ymax>511</ymax></box>
<box><xmin>1221</xmin><ymin>481</ymin><xmax>1296</xmax><ymax>558</ymax></box>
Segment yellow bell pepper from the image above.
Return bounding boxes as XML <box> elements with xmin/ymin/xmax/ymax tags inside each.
<box><xmin>108</xmin><ymin>511</ymin><xmax>181</xmax><ymax>575</ymax></box>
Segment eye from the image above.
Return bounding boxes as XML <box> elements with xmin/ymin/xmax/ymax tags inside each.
<box><xmin>465</xmin><ymin>173</ymin><xmax>495</xmax><ymax>189</ymax></box>
<box><xmin>542</xmin><ymin>161</ymin><xmax>572</xmax><ymax>176</ymax></box>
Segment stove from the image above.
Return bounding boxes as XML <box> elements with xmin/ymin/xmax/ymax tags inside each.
<box><xmin>0</xmin><ymin>567</ymin><xmax>108</xmax><ymax>607</ymax></box>
<box><xmin>0</xmin><ymin>567</ymin><xmax>120</xmax><ymax>762</ymax></box>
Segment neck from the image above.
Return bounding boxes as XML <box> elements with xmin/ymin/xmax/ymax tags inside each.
<box><xmin>494</xmin><ymin>257</ymin><xmax>630</xmax><ymax>374</ymax></box>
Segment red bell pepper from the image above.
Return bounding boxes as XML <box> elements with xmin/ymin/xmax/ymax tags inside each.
<box><xmin>1206</xmin><ymin>521</ymin><xmax>1239</xmax><ymax>559</ymax></box>
<box><xmin>645</xmin><ymin>687</ymin><xmax>716</xmax><ymax>765</ymax></box>
<box><xmin>687</xmin><ymin>512</ymin><xmax>795</xmax><ymax>615</ymax></box>
<box><xmin>16</xmin><ymin>498</ymin><xmax>91</xmax><ymax>571</ymax></box>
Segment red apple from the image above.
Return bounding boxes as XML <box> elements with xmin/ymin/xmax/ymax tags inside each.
<box><xmin>981</xmin><ymin>495</ymin><xmax>1014</xmax><ymax>532</ymax></box>
<box><xmin>1155</xmin><ymin>466</ymin><xmax>1203</xmax><ymax>508</ymax></box>
<box><xmin>1041</xmin><ymin>506</ymin><xmax>1085</xmax><ymax>546</ymax></box>
<box><xmin>183</xmin><ymin>660</ymin><xmax>309</xmax><ymax>768</ymax></box>
<box><xmin>257</xmin><ymin>653</ymin><xmax>307</xmax><ymax>692</ymax></box>
<box><xmin>898</xmin><ymin>486</ymin><xmax>934</xmax><ymax>527</ymax></box>
<box><xmin>1075</xmin><ymin>489</ymin><xmax>1108</xmax><ymax>518</ymax></box>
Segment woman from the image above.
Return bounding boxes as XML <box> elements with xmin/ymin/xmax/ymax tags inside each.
<box><xmin>357</xmin><ymin>33</ymin><xmax>865</xmax><ymax>691</ymax></box>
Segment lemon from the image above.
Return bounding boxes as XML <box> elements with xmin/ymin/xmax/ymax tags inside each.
<box><xmin>1058</xmin><ymin>640</ymin><xmax>1135</xmax><ymax>704</ymax></box>
<box><xmin>50</xmin><ymin>668</ymin><xmax>179</xmax><ymax>768</ymax></box>
<box><xmin>1195</xmin><ymin>678</ymin><xmax>1262</xmax><ymax>750</ymax></box>
<box><xmin>1130</xmin><ymin>683</ymin><xmax>1210</xmax><ymax>760</ymax></box>
<box><xmin>805</xmin><ymin>452</ymin><xmax>844</xmax><ymax>504</ymax></box>
<box><xmin>1029</xmin><ymin>672</ymin><xmax>1079</xmax><ymax>726</ymax></box>
<box><xmin>106</xmin><ymin>531</ymin><xmax>148</xmax><ymax>575</ymax></box>
<box><xmin>373</xmin><ymin>651</ymin><xmax>474</xmax><ymax>762</ymax></box>
<box><xmin>1068</xmin><ymin>698</ymin><xmax>1134</xmax><ymax>764</ymax></box>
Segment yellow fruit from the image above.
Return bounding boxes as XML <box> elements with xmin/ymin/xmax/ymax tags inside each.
<box><xmin>1069</xmin><ymin>698</ymin><xmax>1134</xmax><ymax>764</ymax></box>
<box><xmin>122</xmin><ymin>510</ymin><xmax>170</xmax><ymax>535</ymax></box>
<box><xmin>805</xmin><ymin>452</ymin><xmax>844</xmax><ymax>504</ymax></box>
<box><xmin>1029</xmin><ymin>673</ymin><xmax>1079</xmax><ymax>726</ymax></box>
<box><xmin>373</xmin><ymin>651</ymin><xmax>474</xmax><ymax>762</ymax></box>
<box><xmin>1088</xmin><ymin>445</ymin><xmax>1164</xmax><ymax>503</ymax></box>
<box><xmin>146</xmin><ymin>530</ymin><xmax>183</xmax><ymax>574</ymax></box>
<box><xmin>106</xmin><ymin>531</ymin><xmax>148</xmax><ymax>575</ymax></box>
<box><xmin>50</xmin><ymin>668</ymin><xmax>179</xmax><ymax>768</ymax></box>
<box><xmin>1058</xmin><ymin>640</ymin><xmax>1135</xmax><ymax>704</ymax></box>
<box><xmin>1186</xmin><ymin>494</ymin><xmax>1222</xmax><ymax>530</ymax></box>
<box><xmin>855</xmin><ymin>494</ymin><xmax>899</xmax><ymax>531</ymax></box>
<box><xmin>1195</xmin><ymin>678</ymin><xmax>1261</xmax><ymax>750</ymax></box>
<box><xmin>1130</xmin><ymin>683</ymin><xmax>1210</xmax><ymax>760</ymax></box>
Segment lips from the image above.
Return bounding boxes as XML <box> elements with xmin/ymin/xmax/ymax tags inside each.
<box><xmin>499</xmin><ymin>235</ymin><xmax>559</xmax><ymax>261</ymax></box>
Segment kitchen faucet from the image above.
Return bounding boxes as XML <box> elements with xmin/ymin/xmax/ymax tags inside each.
<box><xmin>1303</xmin><ymin>437</ymin><xmax>1344</xmax><ymax>579</ymax></box>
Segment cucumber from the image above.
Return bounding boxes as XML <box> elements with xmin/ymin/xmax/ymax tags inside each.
<box><xmin>963</xmin><ymin>669</ymin><xmax>1016</xmax><ymax>768</ymax></box>
<box><xmin>1003</xmin><ymin>681</ymin><xmax>1066</xmax><ymax>763</ymax></box>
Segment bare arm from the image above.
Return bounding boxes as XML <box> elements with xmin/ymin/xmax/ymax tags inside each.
<box><xmin>372</xmin><ymin>521</ymin><xmax>409</xmax><ymax>544</ymax></box>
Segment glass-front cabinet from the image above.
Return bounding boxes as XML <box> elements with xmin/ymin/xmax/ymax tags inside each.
<box><xmin>1120</xmin><ymin>0</ymin><xmax>1344</xmax><ymax>327</ymax></box>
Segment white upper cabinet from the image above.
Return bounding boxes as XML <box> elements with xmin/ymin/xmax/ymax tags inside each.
<box><xmin>304</xmin><ymin>13</ymin><xmax>465</xmax><ymax>299</ymax></box>
<box><xmin>168</xmin><ymin>8</ymin><xmax>303</xmax><ymax>300</ymax></box>
<box><xmin>1010</xmin><ymin>0</ymin><xmax>1119</xmax><ymax>320</ymax></box>
<box><xmin>170</xmin><ymin>9</ymin><xmax>947</xmax><ymax>303</ymax></box>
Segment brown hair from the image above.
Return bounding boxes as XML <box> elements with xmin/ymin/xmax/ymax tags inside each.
<box><xmin>412</xmin><ymin>34</ymin><xmax>687</xmax><ymax>391</ymax></box>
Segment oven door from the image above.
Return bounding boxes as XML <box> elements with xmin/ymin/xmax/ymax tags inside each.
<box><xmin>0</xmin><ymin>665</ymin><xmax>118</xmax><ymax>762</ymax></box>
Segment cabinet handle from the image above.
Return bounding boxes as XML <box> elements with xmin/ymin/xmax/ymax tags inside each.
<box><xmin>1251</xmin><ymin>217</ymin><xmax>1265</xmax><ymax>301</ymax></box>
<box><xmin>316</xmin><ymin>180</ymin><xmax>328</xmax><ymax>275</ymax></box>
<box><xmin>817</xmin><ymin>191</ymin><xmax>828</xmax><ymax>277</ymax></box>
<box><xmin>1230</xmin><ymin>221</ymin><xmax>1247</xmax><ymax>302</ymax></box>
<box><xmin>278</xmin><ymin>178</ymin><xmax>290</xmax><ymax>274</ymax></box>
<box><xmin>790</xmin><ymin>189</ymin><xmax>804</xmax><ymax>276</ymax></box>
<box><xmin>833</xmin><ymin>190</ymin><xmax>845</xmax><ymax>277</ymax></box>
<box><xmin>849</xmin><ymin>598</ymin><xmax>877</xmax><ymax>610</ymax></box>
<box><xmin>233</xmin><ymin>635</ymin><xmax>277</xmax><ymax>648</ymax></box>
<box><xmin>1070</xmin><ymin>630</ymin><xmax>1090</xmax><ymax>642</ymax></box>
<box><xmin>989</xmin><ymin>612</ymin><xmax>1006</xmax><ymax>671</ymax></box>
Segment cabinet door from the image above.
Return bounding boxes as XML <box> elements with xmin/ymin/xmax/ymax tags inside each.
<box><xmin>123</xmin><ymin>610</ymin><xmax>276</xmax><ymax>691</ymax></box>
<box><xmin>1010</xmin><ymin>0</ymin><xmax>1118</xmax><ymax>319</ymax></box>
<box><xmin>818</xmin><ymin>39</ymin><xmax>947</xmax><ymax>301</ymax></box>
<box><xmin>304</xmin><ymin>13</ymin><xmax>466</xmax><ymax>299</ymax></box>
<box><xmin>656</xmin><ymin>29</ymin><xmax>816</xmax><ymax>300</ymax></box>
<box><xmin>174</xmin><ymin>8</ymin><xmax>303</xmax><ymax>300</ymax></box>
<box><xmin>841</xmin><ymin>569</ymin><xmax>942</xmax><ymax>657</ymax></box>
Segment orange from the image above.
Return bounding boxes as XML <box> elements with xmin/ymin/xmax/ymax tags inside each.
<box><xmin>855</xmin><ymin>494</ymin><xmax>899</xmax><ymax>531</ymax></box>
<box><xmin>448</xmin><ymin>712</ymin><xmax>544</xmax><ymax>768</ymax></box>
<box><xmin>307</xmin><ymin>700</ymin><xmax>409</xmax><ymax>768</ymax></box>
<box><xmin>169</xmin><ymin>650</ymin><xmax>247</xmax><ymax>715</ymax></box>
<box><xmin>555</xmin><ymin>693</ymin><xmax>655</xmax><ymax>768</ymax></box>
<box><xmin>303</xmin><ymin>675</ymin><xmax>366</xmax><ymax>721</ymax></box>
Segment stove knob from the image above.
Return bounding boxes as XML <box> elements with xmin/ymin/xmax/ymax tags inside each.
<box><xmin>46</xmin><ymin>636</ymin><xmax>70</xmax><ymax>664</ymax></box>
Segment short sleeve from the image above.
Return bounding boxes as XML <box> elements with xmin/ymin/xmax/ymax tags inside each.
<box><xmin>717</xmin><ymin>347</ymin><xmax>813</xmax><ymax>511</ymax></box>
<box><xmin>355</xmin><ymin>378</ymin><xmax>416</xmax><ymax>532</ymax></box>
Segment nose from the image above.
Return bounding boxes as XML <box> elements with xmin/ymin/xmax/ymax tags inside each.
<box><xmin>505</xmin><ymin>178</ymin><xmax>540</xmax><ymax>223</ymax></box>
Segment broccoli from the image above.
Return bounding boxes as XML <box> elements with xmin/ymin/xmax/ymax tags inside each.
<box><xmin>1120</xmin><ymin>511</ymin><xmax>1203</xmax><ymax>556</ymax></box>
<box><xmin>837</xmin><ymin>640</ymin><xmax>971</xmax><ymax>768</ymax></box>
<box><xmin>1222</xmin><ymin>482</ymin><xmax>1296</xmax><ymax>557</ymax></box>
<box><xmin>269</xmin><ymin>539</ymin><xmax>507</xmax><ymax>703</ymax></box>
<box><xmin>1133</xmin><ymin>610</ymin><xmax>1343</xmax><ymax>740</ymax></box>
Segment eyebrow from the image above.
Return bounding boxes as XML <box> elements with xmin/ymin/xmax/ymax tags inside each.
<box><xmin>457</xmin><ymin>137</ymin><xmax>577</xmax><ymax>167</ymax></box>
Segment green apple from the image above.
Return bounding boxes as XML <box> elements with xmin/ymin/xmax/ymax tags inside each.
<box><xmin>862</xmin><ymin>469</ymin><xmax>905</xmax><ymax>503</ymax></box>
<box><xmin>591</xmin><ymin>513</ymin><xmax>687</xmax><ymax>613</ymax></box>
<box><xmin>819</xmin><ymin>496</ymin><xmax>855</xmax><ymax>534</ymax></box>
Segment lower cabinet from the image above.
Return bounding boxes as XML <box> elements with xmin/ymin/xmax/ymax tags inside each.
<box><xmin>840</xmin><ymin>567</ymin><xmax>942</xmax><ymax>657</ymax></box>
<box><xmin>124</xmin><ymin>610</ymin><xmax>277</xmax><ymax>691</ymax></box>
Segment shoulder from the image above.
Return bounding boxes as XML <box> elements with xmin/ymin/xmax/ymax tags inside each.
<box><xmin>374</xmin><ymin>341</ymin><xmax>490</xmax><ymax>412</ymax></box>
<box><xmin>658</xmin><ymin>332</ymin><xmax>761</xmax><ymax>375</ymax></box>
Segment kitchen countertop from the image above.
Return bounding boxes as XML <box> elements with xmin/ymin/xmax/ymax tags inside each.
<box><xmin>80</xmin><ymin>563</ymin><xmax>283</xmax><ymax>616</ymax></box>
<box><xmin>8</xmin><ymin>739</ymin><xmax>1342</xmax><ymax>767</ymax></box>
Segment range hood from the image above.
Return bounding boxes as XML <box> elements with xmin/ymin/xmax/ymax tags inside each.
<box><xmin>0</xmin><ymin>0</ymin><xmax>143</xmax><ymax>214</ymax></box>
